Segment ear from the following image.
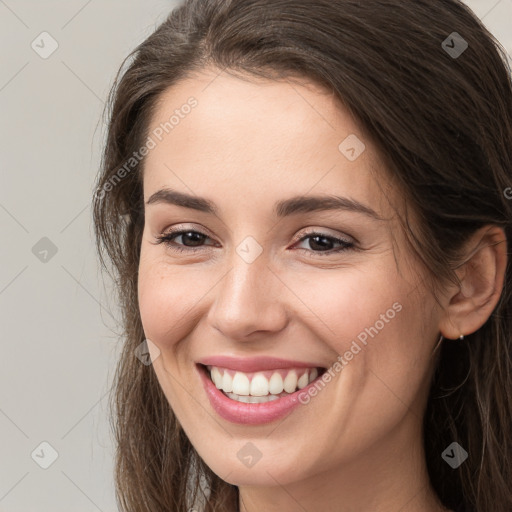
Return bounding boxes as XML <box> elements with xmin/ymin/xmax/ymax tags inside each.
<box><xmin>438</xmin><ymin>225</ymin><xmax>508</xmax><ymax>339</ymax></box>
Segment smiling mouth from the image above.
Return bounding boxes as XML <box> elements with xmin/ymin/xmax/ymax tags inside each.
<box><xmin>202</xmin><ymin>364</ymin><xmax>327</xmax><ymax>403</ymax></box>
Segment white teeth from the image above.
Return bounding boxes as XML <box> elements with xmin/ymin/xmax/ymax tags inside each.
<box><xmin>211</xmin><ymin>367</ymin><xmax>223</xmax><ymax>389</ymax></box>
<box><xmin>208</xmin><ymin>366</ymin><xmax>323</xmax><ymax>399</ymax></box>
<box><xmin>283</xmin><ymin>370</ymin><xmax>298</xmax><ymax>393</ymax></box>
<box><xmin>226</xmin><ymin>392</ymin><xmax>281</xmax><ymax>403</ymax></box>
<box><xmin>297</xmin><ymin>372</ymin><xmax>309</xmax><ymax>389</ymax></box>
<box><xmin>248</xmin><ymin>395</ymin><xmax>265</xmax><ymax>403</ymax></box>
<box><xmin>250</xmin><ymin>373</ymin><xmax>269</xmax><ymax>396</ymax></box>
<box><xmin>232</xmin><ymin>372</ymin><xmax>251</xmax><ymax>396</ymax></box>
<box><xmin>222</xmin><ymin>371</ymin><xmax>233</xmax><ymax>392</ymax></box>
<box><xmin>268</xmin><ymin>373</ymin><xmax>284</xmax><ymax>395</ymax></box>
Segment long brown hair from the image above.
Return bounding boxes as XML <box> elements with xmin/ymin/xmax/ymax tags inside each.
<box><xmin>93</xmin><ymin>1</ymin><xmax>512</xmax><ymax>510</ymax></box>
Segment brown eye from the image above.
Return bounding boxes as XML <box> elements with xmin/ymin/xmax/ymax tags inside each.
<box><xmin>294</xmin><ymin>231</ymin><xmax>354</xmax><ymax>255</ymax></box>
<box><xmin>154</xmin><ymin>229</ymin><xmax>218</xmax><ymax>253</ymax></box>
<box><xmin>172</xmin><ymin>231</ymin><xmax>207</xmax><ymax>247</ymax></box>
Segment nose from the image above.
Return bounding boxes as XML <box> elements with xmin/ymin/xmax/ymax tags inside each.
<box><xmin>206</xmin><ymin>253</ymin><xmax>289</xmax><ymax>341</ymax></box>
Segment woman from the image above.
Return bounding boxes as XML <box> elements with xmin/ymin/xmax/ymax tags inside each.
<box><xmin>93</xmin><ymin>0</ymin><xmax>512</xmax><ymax>510</ymax></box>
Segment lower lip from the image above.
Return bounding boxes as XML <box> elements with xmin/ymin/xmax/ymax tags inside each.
<box><xmin>197</xmin><ymin>364</ymin><xmax>321</xmax><ymax>425</ymax></box>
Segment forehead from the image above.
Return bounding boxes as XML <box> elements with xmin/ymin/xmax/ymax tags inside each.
<box><xmin>142</xmin><ymin>69</ymin><xmax>394</xmax><ymax>218</ymax></box>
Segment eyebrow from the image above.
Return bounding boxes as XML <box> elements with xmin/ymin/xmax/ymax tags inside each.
<box><xmin>146</xmin><ymin>188</ymin><xmax>382</xmax><ymax>220</ymax></box>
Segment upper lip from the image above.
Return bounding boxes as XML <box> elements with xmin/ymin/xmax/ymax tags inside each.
<box><xmin>197</xmin><ymin>355</ymin><xmax>326</xmax><ymax>373</ymax></box>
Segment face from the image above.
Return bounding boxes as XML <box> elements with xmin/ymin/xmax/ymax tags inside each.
<box><xmin>138</xmin><ymin>69</ymin><xmax>443</xmax><ymax>488</ymax></box>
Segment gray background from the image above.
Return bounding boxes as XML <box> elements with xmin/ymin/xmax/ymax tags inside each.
<box><xmin>0</xmin><ymin>1</ymin><xmax>510</xmax><ymax>510</ymax></box>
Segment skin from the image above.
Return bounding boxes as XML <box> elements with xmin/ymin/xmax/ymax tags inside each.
<box><xmin>137</xmin><ymin>68</ymin><xmax>507</xmax><ymax>512</ymax></box>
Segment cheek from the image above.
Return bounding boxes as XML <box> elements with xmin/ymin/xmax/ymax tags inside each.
<box><xmin>137</xmin><ymin>253</ymin><xmax>190</xmax><ymax>348</ymax></box>
<box><xmin>291</xmin><ymin>266</ymin><xmax>409</xmax><ymax>349</ymax></box>
<box><xmin>300</xmin><ymin>268</ymin><xmax>429</xmax><ymax>398</ymax></box>
<box><xmin>137</xmin><ymin>249</ymin><xmax>218</xmax><ymax>350</ymax></box>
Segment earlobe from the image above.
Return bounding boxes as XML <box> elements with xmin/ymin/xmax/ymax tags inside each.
<box><xmin>438</xmin><ymin>225</ymin><xmax>507</xmax><ymax>339</ymax></box>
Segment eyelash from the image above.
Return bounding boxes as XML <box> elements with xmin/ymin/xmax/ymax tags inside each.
<box><xmin>153</xmin><ymin>228</ymin><xmax>355</xmax><ymax>257</ymax></box>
